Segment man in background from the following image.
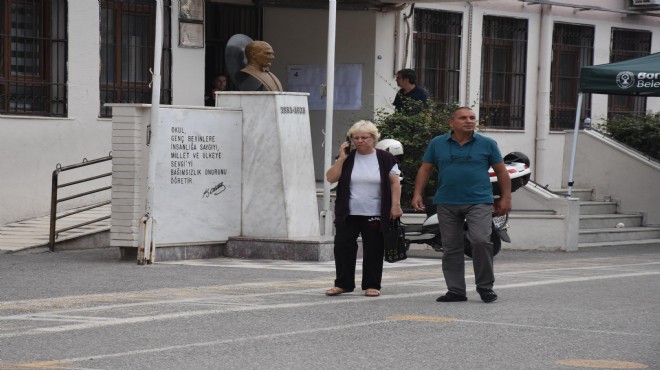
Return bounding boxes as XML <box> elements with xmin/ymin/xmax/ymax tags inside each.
<box><xmin>393</xmin><ymin>69</ymin><xmax>429</xmax><ymax>114</ymax></box>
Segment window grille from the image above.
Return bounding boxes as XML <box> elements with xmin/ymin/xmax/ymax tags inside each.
<box><xmin>412</xmin><ymin>9</ymin><xmax>461</xmax><ymax>105</ymax></box>
<box><xmin>550</xmin><ymin>23</ymin><xmax>594</xmax><ymax>130</ymax></box>
<box><xmin>608</xmin><ymin>28</ymin><xmax>651</xmax><ymax>119</ymax></box>
<box><xmin>479</xmin><ymin>16</ymin><xmax>527</xmax><ymax>130</ymax></box>
<box><xmin>0</xmin><ymin>0</ymin><xmax>67</xmax><ymax>117</ymax></box>
<box><xmin>100</xmin><ymin>0</ymin><xmax>172</xmax><ymax>118</ymax></box>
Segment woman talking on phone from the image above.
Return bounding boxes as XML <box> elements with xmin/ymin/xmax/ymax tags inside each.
<box><xmin>325</xmin><ymin>120</ymin><xmax>403</xmax><ymax>297</ymax></box>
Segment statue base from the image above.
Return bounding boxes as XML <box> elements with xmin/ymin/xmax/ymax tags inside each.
<box><xmin>226</xmin><ymin>236</ymin><xmax>334</xmax><ymax>262</ymax></box>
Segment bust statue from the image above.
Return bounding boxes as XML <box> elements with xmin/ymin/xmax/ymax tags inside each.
<box><xmin>239</xmin><ymin>41</ymin><xmax>283</xmax><ymax>92</ymax></box>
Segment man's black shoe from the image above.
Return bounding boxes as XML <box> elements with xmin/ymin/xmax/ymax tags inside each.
<box><xmin>476</xmin><ymin>287</ymin><xmax>498</xmax><ymax>303</ymax></box>
<box><xmin>436</xmin><ymin>292</ymin><xmax>468</xmax><ymax>302</ymax></box>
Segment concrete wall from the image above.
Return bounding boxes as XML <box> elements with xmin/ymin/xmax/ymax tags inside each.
<box><xmin>562</xmin><ymin>130</ymin><xmax>660</xmax><ymax>226</ymax></box>
<box><xmin>0</xmin><ymin>3</ymin><xmax>206</xmax><ymax>226</ymax></box>
<box><xmin>170</xmin><ymin>7</ymin><xmax>205</xmax><ymax>106</ymax></box>
<box><xmin>508</xmin><ymin>185</ymin><xmax>580</xmax><ymax>251</ymax></box>
<box><xmin>0</xmin><ymin>2</ymin><xmax>111</xmax><ymax>226</ymax></box>
<box><xmin>263</xmin><ymin>7</ymin><xmax>383</xmax><ymax>180</ymax></box>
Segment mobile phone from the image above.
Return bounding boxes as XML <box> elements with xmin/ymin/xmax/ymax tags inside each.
<box><xmin>344</xmin><ymin>136</ymin><xmax>351</xmax><ymax>154</ymax></box>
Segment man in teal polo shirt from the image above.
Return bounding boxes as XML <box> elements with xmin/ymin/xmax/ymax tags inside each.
<box><xmin>412</xmin><ymin>107</ymin><xmax>511</xmax><ymax>303</ymax></box>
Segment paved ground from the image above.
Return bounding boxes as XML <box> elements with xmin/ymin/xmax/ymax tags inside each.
<box><xmin>0</xmin><ymin>245</ymin><xmax>659</xmax><ymax>369</ymax></box>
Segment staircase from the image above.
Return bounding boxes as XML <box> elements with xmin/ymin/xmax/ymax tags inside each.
<box><xmin>559</xmin><ymin>189</ymin><xmax>660</xmax><ymax>249</ymax></box>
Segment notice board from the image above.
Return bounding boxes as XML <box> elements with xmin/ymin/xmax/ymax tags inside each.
<box><xmin>287</xmin><ymin>64</ymin><xmax>362</xmax><ymax>110</ymax></box>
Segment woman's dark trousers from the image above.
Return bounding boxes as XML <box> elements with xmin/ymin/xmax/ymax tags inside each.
<box><xmin>333</xmin><ymin>215</ymin><xmax>385</xmax><ymax>291</ymax></box>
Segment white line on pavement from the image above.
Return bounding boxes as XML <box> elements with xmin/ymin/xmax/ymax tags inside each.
<box><xmin>0</xmin><ymin>269</ymin><xmax>658</xmax><ymax>339</ymax></box>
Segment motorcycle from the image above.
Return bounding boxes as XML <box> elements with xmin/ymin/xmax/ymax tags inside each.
<box><xmin>398</xmin><ymin>151</ymin><xmax>531</xmax><ymax>257</ymax></box>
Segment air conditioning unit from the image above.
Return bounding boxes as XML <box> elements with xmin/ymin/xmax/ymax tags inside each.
<box><xmin>629</xmin><ymin>0</ymin><xmax>660</xmax><ymax>8</ymax></box>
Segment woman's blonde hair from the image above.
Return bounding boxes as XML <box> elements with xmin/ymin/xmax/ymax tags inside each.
<box><xmin>347</xmin><ymin>120</ymin><xmax>380</xmax><ymax>141</ymax></box>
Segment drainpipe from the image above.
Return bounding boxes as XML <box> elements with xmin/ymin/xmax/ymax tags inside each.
<box><xmin>464</xmin><ymin>2</ymin><xmax>473</xmax><ymax>106</ymax></box>
<box><xmin>534</xmin><ymin>4</ymin><xmax>552</xmax><ymax>185</ymax></box>
<box><xmin>139</xmin><ymin>0</ymin><xmax>163</xmax><ymax>264</ymax></box>
<box><xmin>401</xmin><ymin>4</ymin><xmax>414</xmax><ymax>69</ymax></box>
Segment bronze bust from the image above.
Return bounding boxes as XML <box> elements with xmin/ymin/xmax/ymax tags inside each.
<box><xmin>239</xmin><ymin>41</ymin><xmax>283</xmax><ymax>92</ymax></box>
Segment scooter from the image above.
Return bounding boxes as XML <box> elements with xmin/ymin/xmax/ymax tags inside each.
<box><xmin>402</xmin><ymin>152</ymin><xmax>531</xmax><ymax>257</ymax></box>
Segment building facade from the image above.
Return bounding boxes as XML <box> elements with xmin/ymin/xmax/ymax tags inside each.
<box><xmin>1</xmin><ymin>0</ymin><xmax>659</xmax><ymax>226</ymax></box>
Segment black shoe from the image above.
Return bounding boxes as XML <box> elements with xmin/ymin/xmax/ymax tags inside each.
<box><xmin>436</xmin><ymin>292</ymin><xmax>468</xmax><ymax>302</ymax></box>
<box><xmin>476</xmin><ymin>287</ymin><xmax>498</xmax><ymax>303</ymax></box>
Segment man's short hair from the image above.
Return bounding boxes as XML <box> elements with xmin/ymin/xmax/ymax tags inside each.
<box><xmin>396</xmin><ymin>69</ymin><xmax>417</xmax><ymax>85</ymax></box>
<box><xmin>450</xmin><ymin>106</ymin><xmax>474</xmax><ymax>119</ymax></box>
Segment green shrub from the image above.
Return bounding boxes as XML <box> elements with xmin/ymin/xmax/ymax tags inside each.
<box><xmin>374</xmin><ymin>100</ymin><xmax>457</xmax><ymax>203</ymax></box>
<box><xmin>602</xmin><ymin>113</ymin><xmax>660</xmax><ymax>161</ymax></box>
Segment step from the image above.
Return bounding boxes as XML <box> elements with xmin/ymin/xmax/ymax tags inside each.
<box><xmin>578</xmin><ymin>239</ymin><xmax>660</xmax><ymax>249</ymax></box>
<box><xmin>579</xmin><ymin>201</ymin><xmax>618</xmax><ymax>215</ymax></box>
<box><xmin>579</xmin><ymin>213</ymin><xmax>643</xmax><ymax>229</ymax></box>
<box><xmin>551</xmin><ymin>188</ymin><xmax>592</xmax><ymax>201</ymax></box>
<box><xmin>578</xmin><ymin>226</ymin><xmax>660</xmax><ymax>243</ymax></box>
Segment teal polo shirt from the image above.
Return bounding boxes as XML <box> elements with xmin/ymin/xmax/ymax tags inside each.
<box><xmin>422</xmin><ymin>132</ymin><xmax>503</xmax><ymax>205</ymax></box>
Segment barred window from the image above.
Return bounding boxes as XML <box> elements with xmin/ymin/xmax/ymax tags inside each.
<box><xmin>100</xmin><ymin>0</ymin><xmax>172</xmax><ymax>118</ymax></box>
<box><xmin>550</xmin><ymin>23</ymin><xmax>594</xmax><ymax>131</ymax></box>
<box><xmin>412</xmin><ymin>9</ymin><xmax>462</xmax><ymax>105</ymax></box>
<box><xmin>0</xmin><ymin>0</ymin><xmax>67</xmax><ymax>117</ymax></box>
<box><xmin>608</xmin><ymin>28</ymin><xmax>651</xmax><ymax>119</ymax></box>
<box><xmin>480</xmin><ymin>16</ymin><xmax>527</xmax><ymax>130</ymax></box>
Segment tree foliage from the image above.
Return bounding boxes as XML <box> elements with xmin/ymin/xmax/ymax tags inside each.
<box><xmin>602</xmin><ymin>113</ymin><xmax>660</xmax><ymax>161</ymax></box>
<box><xmin>374</xmin><ymin>100</ymin><xmax>458</xmax><ymax>202</ymax></box>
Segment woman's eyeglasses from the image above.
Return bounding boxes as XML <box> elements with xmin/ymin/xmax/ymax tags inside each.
<box><xmin>351</xmin><ymin>136</ymin><xmax>372</xmax><ymax>141</ymax></box>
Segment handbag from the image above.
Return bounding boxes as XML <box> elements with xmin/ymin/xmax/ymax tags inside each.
<box><xmin>383</xmin><ymin>219</ymin><xmax>407</xmax><ymax>263</ymax></box>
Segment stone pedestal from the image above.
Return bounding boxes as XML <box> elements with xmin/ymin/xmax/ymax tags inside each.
<box><xmin>217</xmin><ymin>92</ymin><xmax>330</xmax><ymax>260</ymax></box>
<box><xmin>226</xmin><ymin>236</ymin><xmax>334</xmax><ymax>261</ymax></box>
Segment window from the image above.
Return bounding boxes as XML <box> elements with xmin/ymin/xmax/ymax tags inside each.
<box><xmin>608</xmin><ymin>28</ymin><xmax>651</xmax><ymax>119</ymax></box>
<box><xmin>0</xmin><ymin>0</ymin><xmax>67</xmax><ymax>116</ymax></box>
<box><xmin>100</xmin><ymin>0</ymin><xmax>172</xmax><ymax>118</ymax></box>
<box><xmin>480</xmin><ymin>16</ymin><xmax>527</xmax><ymax>130</ymax></box>
<box><xmin>550</xmin><ymin>23</ymin><xmax>594</xmax><ymax>130</ymax></box>
<box><xmin>412</xmin><ymin>9</ymin><xmax>462</xmax><ymax>105</ymax></box>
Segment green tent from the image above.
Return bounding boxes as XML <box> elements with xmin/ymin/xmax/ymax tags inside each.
<box><xmin>567</xmin><ymin>52</ymin><xmax>660</xmax><ymax>196</ymax></box>
<box><xmin>579</xmin><ymin>52</ymin><xmax>660</xmax><ymax>96</ymax></box>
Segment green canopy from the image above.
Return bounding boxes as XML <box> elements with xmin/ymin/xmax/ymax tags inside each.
<box><xmin>568</xmin><ymin>52</ymin><xmax>660</xmax><ymax>196</ymax></box>
<box><xmin>580</xmin><ymin>52</ymin><xmax>660</xmax><ymax>96</ymax></box>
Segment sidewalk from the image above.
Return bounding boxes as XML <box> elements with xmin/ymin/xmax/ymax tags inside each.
<box><xmin>0</xmin><ymin>207</ymin><xmax>432</xmax><ymax>256</ymax></box>
<box><xmin>0</xmin><ymin>204</ymin><xmax>110</xmax><ymax>254</ymax></box>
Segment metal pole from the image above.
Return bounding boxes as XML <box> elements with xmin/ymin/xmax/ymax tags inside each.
<box><xmin>48</xmin><ymin>169</ymin><xmax>61</xmax><ymax>252</ymax></box>
<box><xmin>321</xmin><ymin>0</ymin><xmax>337</xmax><ymax>235</ymax></box>
<box><xmin>566</xmin><ymin>92</ymin><xmax>583</xmax><ymax>197</ymax></box>
<box><xmin>139</xmin><ymin>0</ymin><xmax>164</xmax><ymax>264</ymax></box>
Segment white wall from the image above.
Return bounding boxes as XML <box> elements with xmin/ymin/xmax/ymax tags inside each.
<box><xmin>0</xmin><ymin>2</ymin><xmax>207</xmax><ymax>226</ymax></box>
<box><xmin>170</xmin><ymin>8</ymin><xmax>206</xmax><ymax>106</ymax></box>
<box><xmin>263</xmin><ymin>7</ymin><xmax>381</xmax><ymax>180</ymax></box>
<box><xmin>563</xmin><ymin>131</ymin><xmax>660</xmax><ymax>226</ymax></box>
<box><xmin>403</xmin><ymin>1</ymin><xmax>660</xmax><ymax>189</ymax></box>
<box><xmin>0</xmin><ymin>2</ymin><xmax>112</xmax><ymax>226</ymax></box>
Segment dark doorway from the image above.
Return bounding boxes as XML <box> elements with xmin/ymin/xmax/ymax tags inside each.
<box><xmin>205</xmin><ymin>2</ymin><xmax>262</xmax><ymax>103</ymax></box>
